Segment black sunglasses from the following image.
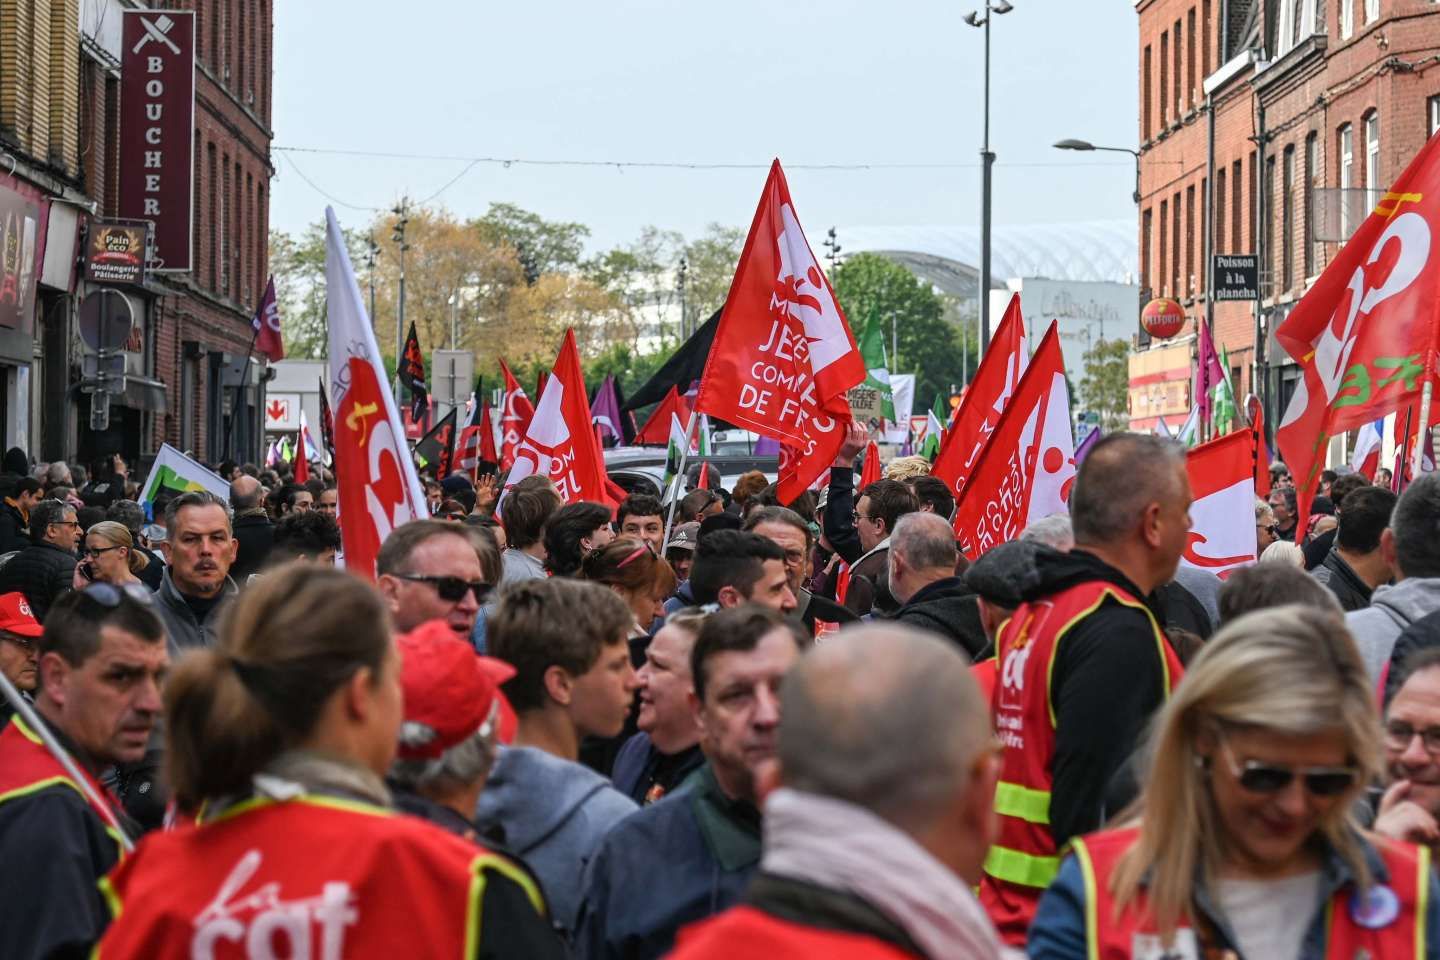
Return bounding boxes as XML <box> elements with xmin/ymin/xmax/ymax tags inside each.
<box><xmin>77</xmin><ymin>582</ymin><xmax>154</xmax><ymax>609</ymax></box>
<box><xmin>1220</xmin><ymin>741</ymin><xmax>1358</xmax><ymax>797</ymax></box>
<box><xmin>394</xmin><ymin>573</ymin><xmax>492</xmax><ymax>605</ymax></box>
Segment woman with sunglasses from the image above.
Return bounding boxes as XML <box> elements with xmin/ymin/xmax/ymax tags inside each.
<box><xmin>1029</xmin><ymin>605</ymin><xmax>1440</xmax><ymax>960</ymax></box>
<box><xmin>94</xmin><ymin>565</ymin><xmax>564</xmax><ymax>959</ymax></box>
<box><xmin>75</xmin><ymin>520</ymin><xmax>147</xmax><ymax>589</ymax></box>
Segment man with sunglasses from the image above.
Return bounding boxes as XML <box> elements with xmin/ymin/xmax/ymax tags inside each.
<box><xmin>377</xmin><ymin>519</ymin><xmax>491</xmax><ymax>643</ymax></box>
<box><xmin>0</xmin><ymin>586</ymin><xmax>167</xmax><ymax>960</ymax></box>
<box><xmin>0</xmin><ymin>592</ymin><xmax>42</xmax><ymax>726</ymax></box>
<box><xmin>0</xmin><ymin>499</ymin><xmax>80</xmax><ymax>623</ymax></box>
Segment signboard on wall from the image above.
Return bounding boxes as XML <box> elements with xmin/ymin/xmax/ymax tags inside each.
<box><xmin>119</xmin><ymin>10</ymin><xmax>195</xmax><ymax>272</ymax></box>
<box><xmin>0</xmin><ymin>185</ymin><xmax>40</xmax><ymax>332</ymax></box>
<box><xmin>85</xmin><ymin>221</ymin><xmax>149</xmax><ymax>285</ymax></box>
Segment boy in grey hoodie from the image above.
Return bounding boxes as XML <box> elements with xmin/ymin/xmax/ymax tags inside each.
<box><xmin>477</xmin><ymin>578</ymin><xmax>641</xmax><ymax>936</ymax></box>
<box><xmin>1348</xmin><ymin>474</ymin><xmax>1440</xmax><ymax>681</ymax></box>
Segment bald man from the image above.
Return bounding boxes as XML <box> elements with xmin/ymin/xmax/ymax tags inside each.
<box><xmin>228</xmin><ymin>474</ymin><xmax>274</xmax><ymax>581</ymax></box>
<box><xmin>669</xmin><ymin>624</ymin><xmax>1007</xmax><ymax>959</ymax></box>
<box><xmin>889</xmin><ymin>512</ymin><xmax>986</xmax><ymax>659</ymax></box>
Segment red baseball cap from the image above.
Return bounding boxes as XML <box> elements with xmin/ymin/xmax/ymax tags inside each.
<box><xmin>396</xmin><ymin>620</ymin><xmax>517</xmax><ymax>760</ymax></box>
<box><xmin>0</xmin><ymin>593</ymin><xmax>43</xmax><ymax>638</ymax></box>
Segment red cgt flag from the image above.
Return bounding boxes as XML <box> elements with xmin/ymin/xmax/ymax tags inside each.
<box><xmin>1182</xmin><ymin>430</ymin><xmax>1258</xmax><ymax>579</ymax></box>
<box><xmin>859</xmin><ymin>439</ymin><xmax>881</xmax><ymax>489</ymax></box>
<box><xmin>694</xmin><ymin>160</ymin><xmax>865</xmax><ymax>501</ymax></box>
<box><xmin>635</xmin><ymin>385</ymin><xmax>692</xmax><ymax>446</ymax></box>
<box><xmin>1276</xmin><ymin>131</ymin><xmax>1440</xmax><ymax>529</ymax></box>
<box><xmin>932</xmin><ymin>293</ymin><xmax>1027</xmax><ymax>505</ymax></box>
<box><xmin>498</xmin><ymin>357</ymin><xmax>535</xmax><ymax>473</ymax></box>
<box><xmin>952</xmin><ymin>323</ymin><xmax>1074</xmax><ymax>558</ymax></box>
<box><xmin>504</xmin><ymin>329</ymin><xmax>613</xmax><ymax>507</ymax></box>
<box><xmin>252</xmin><ymin>276</ymin><xmax>284</xmax><ymax>363</ymax></box>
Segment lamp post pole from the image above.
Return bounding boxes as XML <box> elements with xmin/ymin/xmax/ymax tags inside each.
<box><xmin>391</xmin><ymin>198</ymin><xmax>410</xmax><ymax>400</ymax></box>
<box><xmin>965</xmin><ymin>1</ymin><xmax>1012</xmax><ymax>358</ymax></box>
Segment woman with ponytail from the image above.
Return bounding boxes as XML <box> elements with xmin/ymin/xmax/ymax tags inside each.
<box><xmin>95</xmin><ymin>564</ymin><xmax>564</xmax><ymax>959</ymax></box>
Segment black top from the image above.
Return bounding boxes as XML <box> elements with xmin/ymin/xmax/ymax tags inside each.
<box><xmin>890</xmin><ymin>577</ymin><xmax>988</xmax><ymax>660</ymax></box>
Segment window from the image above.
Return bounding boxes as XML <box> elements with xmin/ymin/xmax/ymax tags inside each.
<box><xmin>1277</xmin><ymin>0</ymin><xmax>1324</xmax><ymax>54</ymax></box>
<box><xmin>1160</xmin><ymin>32</ymin><xmax>1170</xmax><ymax>127</ymax></box>
<box><xmin>1365</xmin><ymin>0</ymin><xmax>1379</xmax><ymax>25</ymax></box>
<box><xmin>1159</xmin><ymin>199</ymin><xmax>1169</xmax><ymax>296</ymax></box>
<box><xmin>1341</xmin><ymin>0</ymin><xmax>1353</xmax><ymax>39</ymax></box>
<box><xmin>1143</xmin><ymin>45</ymin><xmax>1153</xmax><ymax>139</ymax></box>
<box><xmin>1266</xmin><ymin>156</ymin><xmax>1276</xmax><ymax>295</ymax></box>
<box><xmin>1216</xmin><ymin>167</ymin><xmax>1227</xmax><ymax>255</ymax></box>
<box><xmin>1365</xmin><ymin>111</ymin><xmax>1380</xmax><ymax>196</ymax></box>
<box><xmin>1430</xmin><ymin>95</ymin><xmax>1440</xmax><ymax>137</ymax></box>
<box><xmin>1142</xmin><ymin>208</ymin><xmax>1153</xmax><ymax>294</ymax></box>
<box><xmin>1248</xmin><ymin>151</ymin><xmax>1258</xmax><ymax>251</ymax></box>
<box><xmin>1174</xmin><ymin>19</ymin><xmax>1183</xmax><ymax>118</ymax></box>
<box><xmin>1172</xmin><ymin>190</ymin><xmax>1182</xmax><ymax>296</ymax></box>
<box><xmin>1232</xmin><ymin>159</ymin><xmax>1243</xmax><ymax>252</ymax></box>
<box><xmin>1187</xmin><ymin>7</ymin><xmax>1197</xmax><ymax>109</ymax></box>
<box><xmin>1186</xmin><ymin>184</ymin><xmax>1196</xmax><ymax>296</ymax></box>
<box><xmin>1202</xmin><ymin>0</ymin><xmax>1212</xmax><ymax>79</ymax></box>
<box><xmin>1282</xmin><ymin>146</ymin><xmax>1296</xmax><ymax>292</ymax></box>
<box><xmin>1305</xmin><ymin>133</ymin><xmax>1319</xmax><ymax>277</ymax></box>
<box><xmin>1199</xmin><ymin>178</ymin><xmax>1207</xmax><ymax>292</ymax></box>
<box><xmin>1339</xmin><ymin>123</ymin><xmax>1354</xmax><ymax>237</ymax></box>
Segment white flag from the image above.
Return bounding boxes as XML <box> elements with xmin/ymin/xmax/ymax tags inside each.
<box><xmin>139</xmin><ymin>444</ymin><xmax>230</xmax><ymax>512</ymax></box>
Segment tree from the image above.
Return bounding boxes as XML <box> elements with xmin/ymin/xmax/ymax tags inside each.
<box><xmin>1077</xmin><ymin>338</ymin><xmax>1131</xmax><ymax>431</ymax></box>
<box><xmin>268</xmin><ymin>221</ymin><xmax>366</xmax><ymax>360</ymax></box>
<box><xmin>830</xmin><ymin>253</ymin><xmax>964</xmax><ymax>403</ymax></box>
<box><xmin>682</xmin><ymin>223</ymin><xmax>745</xmax><ymax>320</ymax></box>
<box><xmin>474</xmin><ymin>202</ymin><xmax>590</xmax><ymax>284</ymax></box>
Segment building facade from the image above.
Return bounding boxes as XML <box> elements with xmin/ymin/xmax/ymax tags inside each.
<box><xmin>0</xmin><ymin>0</ymin><xmax>272</xmax><ymax>471</ymax></box>
<box><xmin>1133</xmin><ymin>0</ymin><xmax>1440</xmax><ymax>440</ymax></box>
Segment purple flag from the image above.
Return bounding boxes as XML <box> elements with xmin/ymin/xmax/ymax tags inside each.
<box><xmin>1195</xmin><ymin>322</ymin><xmax>1225</xmax><ymax>428</ymax></box>
<box><xmin>591</xmin><ymin>375</ymin><xmax>627</xmax><ymax>447</ymax></box>
<box><xmin>754</xmin><ymin>434</ymin><xmax>782</xmax><ymax>456</ymax></box>
<box><xmin>1074</xmin><ymin>427</ymin><xmax>1102</xmax><ymax>466</ymax></box>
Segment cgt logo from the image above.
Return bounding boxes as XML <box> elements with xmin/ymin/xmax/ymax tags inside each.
<box><xmin>192</xmin><ymin>850</ymin><xmax>358</xmax><ymax>959</ymax></box>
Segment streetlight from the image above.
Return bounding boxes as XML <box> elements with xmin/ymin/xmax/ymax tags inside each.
<box><xmin>1053</xmin><ymin>138</ymin><xmax>1141</xmax><ymax>205</ymax></box>
<box><xmin>964</xmin><ymin>0</ymin><xmax>1013</xmax><ymax>358</ymax></box>
<box><xmin>391</xmin><ymin>198</ymin><xmax>411</xmax><ymax>400</ymax></box>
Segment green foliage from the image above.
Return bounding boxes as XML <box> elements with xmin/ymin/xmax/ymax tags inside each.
<box><xmin>268</xmin><ymin>222</ymin><xmax>367</xmax><ymax>360</ymax></box>
<box><xmin>583</xmin><ymin>342</ymin><xmax>672</xmax><ymax>399</ymax></box>
<box><xmin>1077</xmin><ymin>338</ymin><xmax>1131</xmax><ymax>431</ymax></box>
<box><xmin>473</xmin><ymin>202</ymin><xmax>589</xmax><ymax>284</ymax></box>
<box><xmin>831</xmin><ymin>253</ymin><xmax>965</xmax><ymax>402</ymax></box>
<box><xmin>682</xmin><ymin>223</ymin><xmax>745</xmax><ymax>319</ymax></box>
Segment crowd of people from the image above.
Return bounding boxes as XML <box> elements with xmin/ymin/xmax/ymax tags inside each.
<box><xmin>2</xmin><ymin>426</ymin><xmax>1440</xmax><ymax>959</ymax></box>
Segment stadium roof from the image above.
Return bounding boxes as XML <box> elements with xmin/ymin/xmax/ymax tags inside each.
<box><xmin>838</xmin><ymin>219</ymin><xmax>1137</xmax><ymax>294</ymax></box>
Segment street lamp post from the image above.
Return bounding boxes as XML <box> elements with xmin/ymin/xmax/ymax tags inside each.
<box><xmin>1052</xmin><ymin>139</ymin><xmax>1141</xmax><ymax>204</ymax></box>
<box><xmin>964</xmin><ymin>0</ymin><xmax>1013</xmax><ymax>358</ymax></box>
<box><xmin>362</xmin><ymin>234</ymin><xmax>380</xmax><ymax>330</ymax></box>
<box><xmin>391</xmin><ymin>199</ymin><xmax>411</xmax><ymax>401</ymax></box>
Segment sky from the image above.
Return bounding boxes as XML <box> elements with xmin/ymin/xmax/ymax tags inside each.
<box><xmin>270</xmin><ymin>1</ymin><xmax>1140</xmax><ymax>255</ymax></box>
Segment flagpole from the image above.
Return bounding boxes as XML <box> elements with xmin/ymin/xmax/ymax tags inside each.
<box><xmin>1414</xmin><ymin>380</ymin><xmax>1434</xmax><ymax>481</ymax></box>
<box><xmin>662</xmin><ymin>411</ymin><xmax>700</xmax><ymax>549</ymax></box>
<box><xmin>223</xmin><ymin>323</ymin><xmax>262</xmax><ymax>463</ymax></box>
<box><xmin>0</xmin><ymin>670</ymin><xmax>133</xmax><ymax>853</ymax></box>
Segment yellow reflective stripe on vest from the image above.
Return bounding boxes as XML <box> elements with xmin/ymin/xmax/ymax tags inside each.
<box><xmin>984</xmin><ymin>843</ymin><xmax>1061</xmax><ymax>889</ymax></box>
<box><xmin>1417</xmin><ymin>845</ymin><xmax>1431</xmax><ymax>960</ymax></box>
<box><xmin>1071</xmin><ymin>838</ymin><xmax>1101</xmax><ymax>960</ymax></box>
<box><xmin>994</xmin><ymin>781</ymin><xmax>1051</xmax><ymax>825</ymax></box>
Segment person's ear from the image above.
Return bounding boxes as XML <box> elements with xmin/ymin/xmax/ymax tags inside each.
<box><xmin>227</xmin><ymin>536</ymin><xmax>239</xmax><ymax>565</ymax></box>
<box><xmin>1382</xmin><ymin>528</ymin><xmax>1400</xmax><ymax>577</ymax></box>
<box><xmin>158</xmin><ymin>540</ymin><xmax>172</xmax><ymax>563</ymax></box>
<box><xmin>717</xmin><ymin>585</ymin><xmax>743</xmax><ymax>608</ymax></box>
<box><xmin>1141</xmin><ymin>501</ymin><xmax>1163</xmax><ymax>549</ymax></box>
<box><xmin>688</xmin><ymin>688</ymin><xmax>706</xmax><ymax>734</ymax></box>
<box><xmin>543</xmin><ymin>665</ymin><xmax>573</xmax><ymax>708</ymax></box>
<box><xmin>375</xmin><ymin>574</ymin><xmax>403</xmax><ymax>615</ymax></box>
<box><xmin>38</xmin><ymin>652</ymin><xmax>70</xmax><ymax>707</ymax></box>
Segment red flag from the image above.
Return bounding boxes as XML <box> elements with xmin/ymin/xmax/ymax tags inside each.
<box><xmin>635</xmin><ymin>386</ymin><xmax>692</xmax><ymax>446</ymax></box>
<box><xmin>1182</xmin><ymin>430</ymin><xmax>1258</xmax><ymax>579</ymax></box>
<box><xmin>316</xmin><ymin>377</ymin><xmax>336</xmax><ymax>464</ymax></box>
<box><xmin>694</xmin><ymin>160</ymin><xmax>865</xmax><ymax>501</ymax></box>
<box><xmin>498</xmin><ymin>358</ymin><xmax>535</xmax><ymax>472</ymax></box>
<box><xmin>292</xmin><ymin>442</ymin><xmax>309</xmax><ymax>485</ymax></box>
<box><xmin>505</xmin><ymin>329</ymin><xmax>613</xmax><ymax>506</ymax></box>
<box><xmin>952</xmin><ymin>323</ymin><xmax>1074</xmax><ymax>557</ymax></box>
<box><xmin>251</xmin><ymin>276</ymin><xmax>285</xmax><ymax>363</ymax></box>
<box><xmin>1276</xmin><ymin>131</ymin><xmax>1440</xmax><ymax>530</ymax></box>
<box><xmin>1250</xmin><ymin>396</ymin><xmax>1272</xmax><ymax>498</ymax></box>
<box><xmin>859</xmin><ymin>440</ymin><xmax>881</xmax><ymax>489</ymax></box>
<box><xmin>932</xmin><ymin>293</ymin><xmax>1027</xmax><ymax>504</ymax></box>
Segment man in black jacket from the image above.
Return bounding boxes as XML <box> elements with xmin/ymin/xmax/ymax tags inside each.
<box><xmin>1314</xmin><ymin>485</ymin><xmax>1396</xmax><ymax>612</ymax></box>
<box><xmin>0</xmin><ymin>477</ymin><xmax>41</xmax><ymax>554</ymax></box>
<box><xmin>0</xmin><ymin>587</ymin><xmax>167</xmax><ymax>959</ymax></box>
<box><xmin>745</xmin><ymin>506</ymin><xmax>856</xmax><ymax>636</ymax></box>
<box><xmin>0</xmin><ymin>499</ymin><xmax>80</xmax><ymax>622</ymax></box>
<box><xmin>227</xmin><ymin>475</ymin><xmax>273</xmax><ymax>581</ymax></box>
<box><xmin>889</xmin><ymin>512</ymin><xmax>985</xmax><ymax>658</ymax></box>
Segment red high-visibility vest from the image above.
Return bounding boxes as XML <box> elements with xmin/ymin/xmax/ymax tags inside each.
<box><xmin>669</xmin><ymin>905</ymin><xmax>917</xmax><ymax>960</ymax></box>
<box><xmin>1073</xmin><ymin>825</ymin><xmax>1430</xmax><ymax>959</ymax></box>
<box><xmin>0</xmin><ymin>714</ymin><xmax>127</xmax><ymax>855</ymax></box>
<box><xmin>979</xmin><ymin>579</ymin><xmax>1183</xmax><ymax>946</ymax></box>
<box><xmin>96</xmin><ymin>793</ymin><xmax>546</xmax><ymax>959</ymax></box>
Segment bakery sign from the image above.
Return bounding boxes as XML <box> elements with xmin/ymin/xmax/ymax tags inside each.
<box><xmin>119</xmin><ymin>10</ymin><xmax>195</xmax><ymax>273</ymax></box>
<box><xmin>85</xmin><ymin>222</ymin><xmax>149</xmax><ymax>286</ymax></box>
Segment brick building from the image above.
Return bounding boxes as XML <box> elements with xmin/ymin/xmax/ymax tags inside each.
<box><xmin>1132</xmin><ymin>0</ymin><xmax>1440</xmax><ymax>439</ymax></box>
<box><xmin>0</xmin><ymin>0</ymin><xmax>273</xmax><ymax>470</ymax></box>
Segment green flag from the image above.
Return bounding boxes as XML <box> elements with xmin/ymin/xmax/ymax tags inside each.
<box><xmin>920</xmin><ymin>395</ymin><xmax>947</xmax><ymax>461</ymax></box>
<box><xmin>663</xmin><ymin>412</ymin><xmax>687</xmax><ymax>498</ymax></box>
<box><xmin>138</xmin><ymin>443</ymin><xmax>231</xmax><ymax>513</ymax></box>
<box><xmin>858</xmin><ymin>314</ymin><xmax>896</xmax><ymax>423</ymax></box>
<box><xmin>1210</xmin><ymin>345</ymin><xmax>1237</xmax><ymax>436</ymax></box>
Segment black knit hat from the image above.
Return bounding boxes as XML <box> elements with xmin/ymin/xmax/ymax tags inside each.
<box><xmin>962</xmin><ymin>540</ymin><xmax>1047</xmax><ymax>608</ymax></box>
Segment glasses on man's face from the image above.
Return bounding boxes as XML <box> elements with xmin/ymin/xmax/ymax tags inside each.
<box><xmin>851</xmin><ymin>511</ymin><xmax>873</xmax><ymax>525</ymax></box>
<box><xmin>0</xmin><ymin>632</ymin><xmax>35</xmax><ymax>652</ymax></box>
<box><xmin>394</xmin><ymin>573</ymin><xmax>492</xmax><ymax>605</ymax></box>
<box><xmin>1385</xmin><ymin>721</ymin><xmax>1440</xmax><ymax>756</ymax></box>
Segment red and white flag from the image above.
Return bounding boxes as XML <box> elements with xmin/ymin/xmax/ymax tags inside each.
<box><xmin>505</xmin><ymin>329</ymin><xmax>613</xmax><ymax>507</ymax></box>
<box><xmin>498</xmin><ymin>358</ymin><xmax>535</xmax><ymax>473</ymax></box>
<box><xmin>952</xmin><ymin>323</ymin><xmax>1075</xmax><ymax>557</ymax></box>
<box><xmin>324</xmin><ymin>208</ymin><xmax>428</xmax><ymax>580</ymax></box>
<box><xmin>859</xmin><ymin>439</ymin><xmax>881</xmax><ymax>489</ymax></box>
<box><xmin>1182</xmin><ymin>430</ymin><xmax>1258</xmax><ymax>579</ymax></box>
<box><xmin>932</xmin><ymin>293</ymin><xmax>1027</xmax><ymax>504</ymax></box>
<box><xmin>252</xmin><ymin>275</ymin><xmax>284</xmax><ymax>363</ymax></box>
<box><xmin>635</xmin><ymin>385</ymin><xmax>692</xmax><ymax>447</ymax></box>
<box><xmin>1351</xmin><ymin>419</ymin><xmax>1385</xmax><ymax>480</ymax></box>
<box><xmin>694</xmin><ymin>160</ymin><xmax>865</xmax><ymax>501</ymax></box>
<box><xmin>456</xmin><ymin>386</ymin><xmax>497</xmax><ymax>479</ymax></box>
<box><xmin>1276</xmin><ymin>131</ymin><xmax>1440</xmax><ymax>530</ymax></box>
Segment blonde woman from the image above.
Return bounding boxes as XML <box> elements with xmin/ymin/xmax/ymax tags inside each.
<box><xmin>1028</xmin><ymin>605</ymin><xmax>1440</xmax><ymax>960</ymax></box>
<box><xmin>76</xmin><ymin>520</ymin><xmax>147</xmax><ymax>588</ymax></box>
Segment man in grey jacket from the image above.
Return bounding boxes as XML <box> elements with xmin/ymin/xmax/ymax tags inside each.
<box><xmin>1347</xmin><ymin>473</ymin><xmax>1440</xmax><ymax>681</ymax></box>
<box><xmin>153</xmin><ymin>491</ymin><xmax>238</xmax><ymax>653</ymax></box>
